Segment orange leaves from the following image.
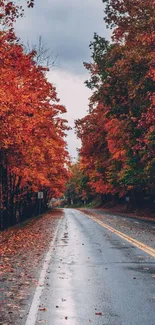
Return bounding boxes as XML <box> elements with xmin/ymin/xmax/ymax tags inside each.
<box><xmin>0</xmin><ymin>29</ymin><xmax>69</xmax><ymax>228</ymax></box>
<box><xmin>103</xmin><ymin>0</ymin><xmax>155</xmax><ymax>44</ymax></box>
<box><xmin>105</xmin><ymin>118</ymin><xmax>128</xmax><ymax>162</ymax></box>
<box><xmin>0</xmin><ymin>31</ymin><xmax>69</xmax><ymax>198</ymax></box>
<box><xmin>0</xmin><ymin>0</ymin><xmax>34</xmax><ymax>26</ymax></box>
<box><xmin>75</xmin><ymin>0</ymin><xmax>155</xmax><ymax>199</ymax></box>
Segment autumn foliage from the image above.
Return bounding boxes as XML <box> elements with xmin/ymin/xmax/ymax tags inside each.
<box><xmin>65</xmin><ymin>161</ymin><xmax>92</xmax><ymax>205</ymax></box>
<box><xmin>0</xmin><ymin>3</ymin><xmax>69</xmax><ymax>229</ymax></box>
<box><xmin>75</xmin><ymin>0</ymin><xmax>155</xmax><ymax>205</ymax></box>
<box><xmin>0</xmin><ymin>0</ymin><xmax>35</xmax><ymax>26</ymax></box>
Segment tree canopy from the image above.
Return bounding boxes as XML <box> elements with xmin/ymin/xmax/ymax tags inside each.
<box><xmin>75</xmin><ymin>0</ymin><xmax>155</xmax><ymax>204</ymax></box>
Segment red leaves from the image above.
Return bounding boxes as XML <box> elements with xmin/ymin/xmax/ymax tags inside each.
<box><xmin>1</xmin><ymin>4</ymin><xmax>69</xmax><ymax>219</ymax></box>
<box><xmin>0</xmin><ymin>0</ymin><xmax>35</xmax><ymax>26</ymax></box>
<box><xmin>103</xmin><ymin>0</ymin><xmax>155</xmax><ymax>43</ymax></box>
<box><xmin>39</xmin><ymin>308</ymin><xmax>47</xmax><ymax>312</ymax></box>
<box><xmin>0</xmin><ymin>210</ymin><xmax>63</xmax><ymax>324</ymax></box>
<box><xmin>0</xmin><ymin>29</ymin><xmax>69</xmax><ymax>227</ymax></box>
<box><xmin>95</xmin><ymin>312</ymin><xmax>102</xmax><ymax>316</ymax></box>
<box><xmin>75</xmin><ymin>0</ymin><xmax>155</xmax><ymax>199</ymax></box>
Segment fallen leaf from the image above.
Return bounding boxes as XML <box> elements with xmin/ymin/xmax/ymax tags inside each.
<box><xmin>39</xmin><ymin>308</ymin><xmax>47</xmax><ymax>312</ymax></box>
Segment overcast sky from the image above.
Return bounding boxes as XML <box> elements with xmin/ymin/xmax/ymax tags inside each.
<box><xmin>15</xmin><ymin>0</ymin><xmax>110</xmax><ymax>159</ymax></box>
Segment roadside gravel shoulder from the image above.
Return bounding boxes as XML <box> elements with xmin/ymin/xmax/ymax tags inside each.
<box><xmin>79</xmin><ymin>208</ymin><xmax>155</xmax><ymax>250</ymax></box>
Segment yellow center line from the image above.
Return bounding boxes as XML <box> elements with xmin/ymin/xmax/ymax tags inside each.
<box><xmin>84</xmin><ymin>213</ymin><xmax>155</xmax><ymax>258</ymax></box>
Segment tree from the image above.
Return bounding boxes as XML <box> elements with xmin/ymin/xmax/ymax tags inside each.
<box><xmin>0</xmin><ymin>29</ymin><xmax>69</xmax><ymax>228</ymax></box>
<box><xmin>0</xmin><ymin>0</ymin><xmax>70</xmax><ymax>229</ymax></box>
<box><xmin>65</xmin><ymin>162</ymin><xmax>92</xmax><ymax>205</ymax></box>
<box><xmin>75</xmin><ymin>0</ymin><xmax>155</xmax><ymax>205</ymax></box>
<box><xmin>24</xmin><ymin>36</ymin><xmax>59</xmax><ymax>69</ymax></box>
<box><xmin>0</xmin><ymin>0</ymin><xmax>34</xmax><ymax>26</ymax></box>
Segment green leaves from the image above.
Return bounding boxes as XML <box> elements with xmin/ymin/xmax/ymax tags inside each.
<box><xmin>75</xmin><ymin>0</ymin><xmax>155</xmax><ymax>202</ymax></box>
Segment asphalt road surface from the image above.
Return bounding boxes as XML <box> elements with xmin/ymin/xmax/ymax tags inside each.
<box><xmin>26</xmin><ymin>209</ymin><xmax>155</xmax><ymax>325</ymax></box>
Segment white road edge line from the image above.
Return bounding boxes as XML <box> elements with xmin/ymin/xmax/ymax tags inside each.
<box><xmin>25</xmin><ymin>219</ymin><xmax>61</xmax><ymax>325</ymax></box>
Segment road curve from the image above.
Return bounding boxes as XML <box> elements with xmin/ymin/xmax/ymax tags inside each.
<box><xmin>28</xmin><ymin>208</ymin><xmax>155</xmax><ymax>325</ymax></box>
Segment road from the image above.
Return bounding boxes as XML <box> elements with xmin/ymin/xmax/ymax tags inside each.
<box><xmin>26</xmin><ymin>209</ymin><xmax>155</xmax><ymax>325</ymax></box>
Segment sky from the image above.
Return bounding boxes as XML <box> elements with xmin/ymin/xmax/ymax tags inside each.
<box><xmin>15</xmin><ymin>0</ymin><xmax>111</xmax><ymax>160</ymax></box>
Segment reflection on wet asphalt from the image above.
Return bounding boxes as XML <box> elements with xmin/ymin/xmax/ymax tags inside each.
<box><xmin>36</xmin><ymin>209</ymin><xmax>155</xmax><ymax>325</ymax></box>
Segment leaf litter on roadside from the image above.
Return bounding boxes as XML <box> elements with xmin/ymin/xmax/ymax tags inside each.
<box><xmin>0</xmin><ymin>210</ymin><xmax>63</xmax><ymax>325</ymax></box>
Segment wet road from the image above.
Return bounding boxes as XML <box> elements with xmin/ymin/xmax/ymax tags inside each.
<box><xmin>31</xmin><ymin>209</ymin><xmax>155</xmax><ymax>325</ymax></box>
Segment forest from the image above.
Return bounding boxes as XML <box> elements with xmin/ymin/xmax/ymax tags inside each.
<box><xmin>0</xmin><ymin>0</ymin><xmax>69</xmax><ymax>229</ymax></box>
<box><xmin>1</xmin><ymin>0</ymin><xmax>155</xmax><ymax>228</ymax></box>
<box><xmin>66</xmin><ymin>0</ymin><xmax>155</xmax><ymax>212</ymax></box>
